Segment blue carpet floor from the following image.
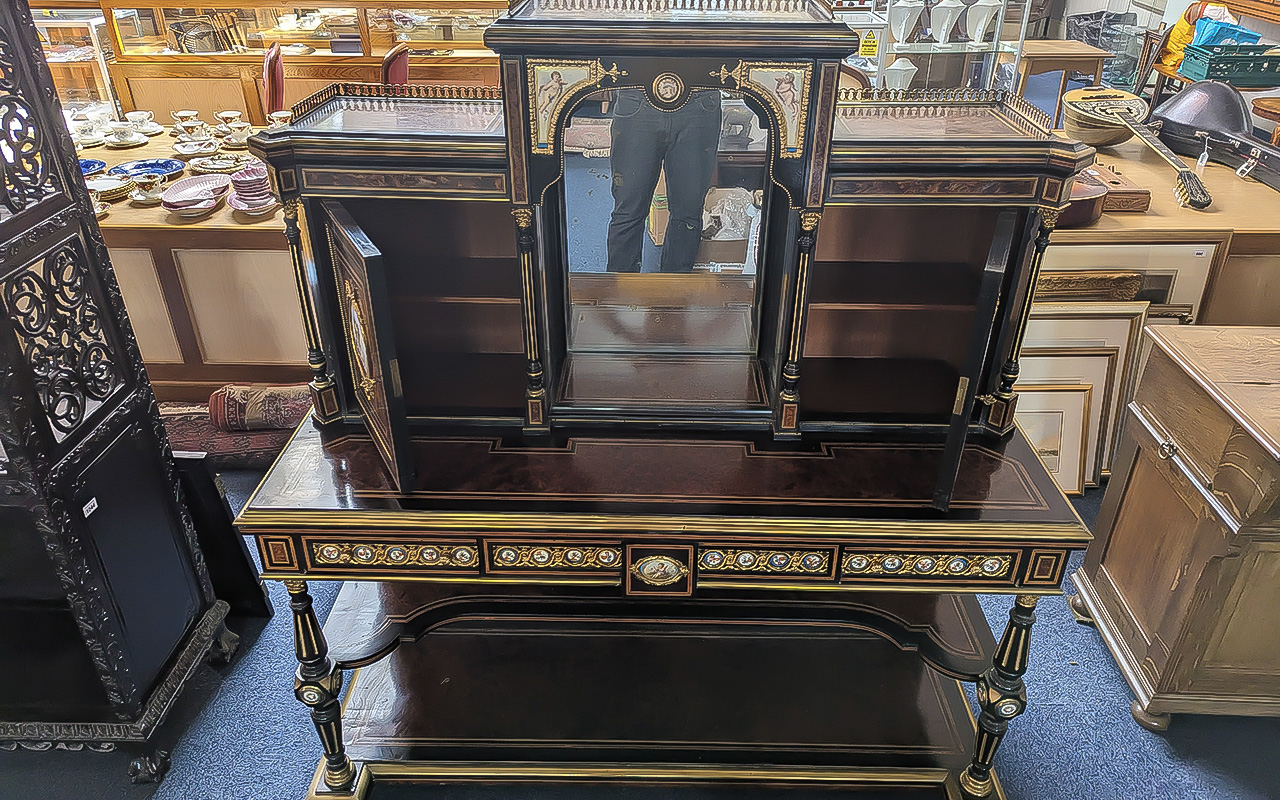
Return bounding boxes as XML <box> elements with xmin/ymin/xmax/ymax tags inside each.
<box><xmin>5</xmin><ymin>475</ymin><xmax>1280</xmax><ymax>800</ymax></box>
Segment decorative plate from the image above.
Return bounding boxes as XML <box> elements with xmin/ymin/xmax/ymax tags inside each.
<box><xmin>128</xmin><ymin>190</ymin><xmax>163</xmax><ymax>206</ymax></box>
<box><xmin>104</xmin><ymin>135</ymin><xmax>148</xmax><ymax>149</ymax></box>
<box><xmin>173</xmin><ymin>140</ymin><xmax>218</xmax><ymax>156</ymax></box>
<box><xmin>79</xmin><ymin>158</ymin><xmax>106</xmax><ymax>176</ymax></box>
<box><xmin>228</xmin><ymin>191</ymin><xmax>279</xmax><ymax>216</ymax></box>
<box><xmin>84</xmin><ymin>175</ymin><xmax>136</xmax><ymax>201</ymax></box>
<box><xmin>108</xmin><ymin>158</ymin><xmax>186</xmax><ymax>179</ymax></box>
<box><xmin>189</xmin><ymin>153</ymin><xmax>259</xmax><ymax>174</ymax></box>
<box><xmin>136</xmin><ymin>122</ymin><xmax>166</xmax><ymax>136</ymax></box>
<box><xmin>163</xmin><ymin>194</ymin><xmax>224</xmax><ymax>218</ymax></box>
<box><xmin>163</xmin><ymin>173</ymin><xmax>231</xmax><ymax>204</ymax></box>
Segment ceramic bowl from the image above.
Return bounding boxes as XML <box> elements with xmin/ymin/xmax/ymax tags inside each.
<box><xmin>163</xmin><ymin>173</ymin><xmax>231</xmax><ymax>206</ymax></box>
<box><xmin>108</xmin><ymin>158</ymin><xmax>185</xmax><ymax>179</ymax></box>
<box><xmin>79</xmin><ymin>158</ymin><xmax>106</xmax><ymax>176</ymax></box>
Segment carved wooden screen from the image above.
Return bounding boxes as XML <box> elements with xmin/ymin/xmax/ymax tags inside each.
<box><xmin>0</xmin><ymin>0</ymin><xmax>220</xmax><ymax>746</ymax></box>
<box><xmin>321</xmin><ymin>200</ymin><xmax>414</xmax><ymax>492</ymax></box>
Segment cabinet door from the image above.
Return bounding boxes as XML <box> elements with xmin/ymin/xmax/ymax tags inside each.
<box><xmin>1085</xmin><ymin>405</ymin><xmax>1232</xmax><ymax>692</ymax></box>
<box><xmin>321</xmin><ymin>200</ymin><xmax>414</xmax><ymax>492</ymax></box>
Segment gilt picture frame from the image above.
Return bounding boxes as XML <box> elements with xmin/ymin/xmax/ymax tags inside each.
<box><xmin>1015</xmin><ymin>384</ymin><xmax>1092</xmax><ymax>496</ymax></box>
<box><xmin>1019</xmin><ymin>346</ymin><xmax>1119</xmax><ymax>487</ymax></box>
<box><xmin>1023</xmin><ymin>301</ymin><xmax>1147</xmax><ymax>469</ymax></box>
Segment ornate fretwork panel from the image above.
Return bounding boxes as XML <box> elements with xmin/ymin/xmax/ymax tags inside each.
<box><xmin>0</xmin><ymin>22</ymin><xmax>60</xmax><ymax>221</ymax></box>
<box><xmin>4</xmin><ymin>242</ymin><xmax>123</xmax><ymax>440</ymax></box>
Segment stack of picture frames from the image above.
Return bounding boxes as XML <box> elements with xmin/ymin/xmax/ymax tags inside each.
<box><xmin>1014</xmin><ymin>302</ymin><xmax>1148</xmax><ymax>495</ymax></box>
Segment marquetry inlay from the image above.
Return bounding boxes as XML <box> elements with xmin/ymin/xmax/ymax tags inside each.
<box><xmin>488</xmin><ymin>543</ymin><xmax>622</xmax><ymax>570</ymax></box>
<box><xmin>841</xmin><ymin>552</ymin><xmax>1013</xmax><ymax>578</ymax></box>
<box><xmin>309</xmin><ymin>541</ymin><xmax>478</xmax><ymax>569</ymax></box>
<box><xmin>698</xmin><ymin>548</ymin><xmax>831</xmax><ymax>575</ymax></box>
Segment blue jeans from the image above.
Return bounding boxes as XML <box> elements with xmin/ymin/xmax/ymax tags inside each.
<box><xmin>605</xmin><ymin>89</ymin><xmax>721</xmax><ymax>273</ymax></box>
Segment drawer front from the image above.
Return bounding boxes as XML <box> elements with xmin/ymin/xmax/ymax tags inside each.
<box><xmin>1042</xmin><ymin>242</ymin><xmax>1215</xmax><ymax>316</ymax></box>
<box><xmin>258</xmin><ymin>534</ymin><xmax>1076</xmax><ymax>592</ymax></box>
<box><xmin>1133</xmin><ymin>348</ymin><xmax>1234</xmax><ymax>489</ymax></box>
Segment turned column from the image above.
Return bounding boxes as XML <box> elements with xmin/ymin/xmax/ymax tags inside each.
<box><xmin>960</xmin><ymin>594</ymin><xmax>1038</xmax><ymax>798</ymax></box>
<box><xmin>983</xmin><ymin>208</ymin><xmax>1059</xmax><ymax>436</ymax></box>
<box><xmin>775</xmin><ymin>209</ymin><xmax>822</xmax><ymax>438</ymax></box>
<box><xmin>511</xmin><ymin>206</ymin><xmax>548</xmax><ymax>433</ymax></box>
<box><xmin>285</xmin><ymin>580</ymin><xmax>354</xmax><ymax>791</ymax></box>
<box><xmin>282</xmin><ymin>198</ymin><xmax>341</xmax><ymax>423</ymax></box>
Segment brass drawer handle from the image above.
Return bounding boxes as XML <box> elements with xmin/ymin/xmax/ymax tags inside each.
<box><xmin>1157</xmin><ymin>439</ymin><xmax>1179</xmax><ymax>460</ymax></box>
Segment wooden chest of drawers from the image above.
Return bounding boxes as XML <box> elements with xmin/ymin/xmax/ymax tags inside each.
<box><xmin>1071</xmin><ymin>325</ymin><xmax>1280</xmax><ymax>729</ymax></box>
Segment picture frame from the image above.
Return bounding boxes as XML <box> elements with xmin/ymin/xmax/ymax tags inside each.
<box><xmin>1019</xmin><ymin>346</ymin><xmax>1118</xmax><ymax>487</ymax></box>
<box><xmin>1014</xmin><ymin>384</ymin><xmax>1092</xmax><ymax>496</ymax></box>
<box><xmin>1023</xmin><ymin>301</ymin><xmax>1148</xmax><ymax>469</ymax></box>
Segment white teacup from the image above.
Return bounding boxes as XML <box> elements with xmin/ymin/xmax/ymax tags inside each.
<box><xmin>268</xmin><ymin>110</ymin><xmax>293</xmax><ymax>129</ymax></box>
<box><xmin>171</xmin><ymin>109</ymin><xmax>199</xmax><ymax>123</ymax></box>
<box><xmin>226</xmin><ymin>120</ymin><xmax>253</xmax><ymax>145</ymax></box>
<box><xmin>278</xmin><ymin>13</ymin><xmax>298</xmax><ymax>30</ymax></box>
<box><xmin>216</xmin><ymin>110</ymin><xmax>243</xmax><ymax>126</ymax></box>
<box><xmin>134</xmin><ymin>172</ymin><xmax>166</xmax><ymax>199</ymax></box>
<box><xmin>176</xmin><ymin>120</ymin><xmax>213</xmax><ymax>141</ymax></box>
<box><xmin>108</xmin><ymin>120</ymin><xmax>137</xmax><ymax>140</ymax></box>
<box><xmin>125</xmin><ymin>110</ymin><xmax>154</xmax><ymax>126</ymax></box>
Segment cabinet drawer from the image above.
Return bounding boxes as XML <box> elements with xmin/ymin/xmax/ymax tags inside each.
<box><xmin>1133</xmin><ymin>348</ymin><xmax>1233</xmax><ymax>489</ymax></box>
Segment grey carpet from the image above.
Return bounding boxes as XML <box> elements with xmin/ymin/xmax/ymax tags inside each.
<box><xmin>4</xmin><ymin>474</ymin><xmax>1279</xmax><ymax>800</ymax></box>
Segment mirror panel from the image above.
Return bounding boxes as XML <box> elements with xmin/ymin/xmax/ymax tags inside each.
<box><xmin>561</xmin><ymin>88</ymin><xmax>769</xmax><ymax>360</ymax></box>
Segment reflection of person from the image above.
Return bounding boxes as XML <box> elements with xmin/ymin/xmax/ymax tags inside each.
<box><xmin>606</xmin><ymin>88</ymin><xmax>721</xmax><ymax>273</ymax></box>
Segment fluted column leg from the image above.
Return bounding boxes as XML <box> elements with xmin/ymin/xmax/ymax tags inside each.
<box><xmin>960</xmin><ymin>594</ymin><xmax>1038</xmax><ymax>798</ymax></box>
<box><xmin>285</xmin><ymin>579</ymin><xmax>355</xmax><ymax>791</ymax></box>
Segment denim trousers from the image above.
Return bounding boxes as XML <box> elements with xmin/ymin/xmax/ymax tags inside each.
<box><xmin>605</xmin><ymin>89</ymin><xmax>722</xmax><ymax>273</ymax></box>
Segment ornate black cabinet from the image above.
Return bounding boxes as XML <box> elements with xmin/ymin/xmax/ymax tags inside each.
<box><xmin>244</xmin><ymin>2</ymin><xmax>1096</xmax><ymax>798</ymax></box>
<box><xmin>0</xmin><ymin>1</ymin><xmax>232</xmax><ymax>779</ymax></box>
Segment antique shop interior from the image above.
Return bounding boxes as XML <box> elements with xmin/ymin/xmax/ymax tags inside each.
<box><xmin>5</xmin><ymin>0</ymin><xmax>1280</xmax><ymax>798</ymax></box>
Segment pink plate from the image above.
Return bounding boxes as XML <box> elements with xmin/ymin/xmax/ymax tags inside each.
<box><xmin>162</xmin><ymin>173</ymin><xmax>231</xmax><ymax>204</ymax></box>
<box><xmin>228</xmin><ymin>191</ymin><xmax>279</xmax><ymax>215</ymax></box>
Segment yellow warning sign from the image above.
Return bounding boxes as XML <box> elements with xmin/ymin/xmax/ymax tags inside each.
<box><xmin>860</xmin><ymin>31</ymin><xmax>878</xmax><ymax>57</ymax></box>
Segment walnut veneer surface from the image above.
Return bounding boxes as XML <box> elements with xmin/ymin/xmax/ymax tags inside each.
<box><xmin>1073</xmin><ymin>325</ymin><xmax>1280</xmax><ymax>727</ymax></box>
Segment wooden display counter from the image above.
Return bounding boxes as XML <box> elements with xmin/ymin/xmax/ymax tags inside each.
<box><xmin>995</xmin><ymin>136</ymin><xmax>1280</xmax><ymax>495</ymax></box>
<box><xmin>1047</xmin><ymin>136</ymin><xmax>1280</xmax><ymax>327</ymax></box>
<box><xmin>90</xmin><ymin>137</ymin><xmax>308</xmax><ymax>401</ymax></box>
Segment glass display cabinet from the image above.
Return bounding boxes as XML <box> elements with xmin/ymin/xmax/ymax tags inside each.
<box><xmin>102</xmin><ymin>1</ymin><xmax>506</xmax><ymax>57</ymax></box>
<box><xmin>876</xmin><ymin>0</ymin><xmax>1030</xmax><ymax>90</ymax></box>
<box><xmin>366</xmin><ymin>5</ymin><xmax>508</xmax><ymax>57</ymax></box>
<box><xmin>31</xmin><ymin>6</ymin><xmax>121</xmax><ymax>119</ymax></box>
<box><xmin>98</xmin><ymin>1</ymin><xmax>503</xmax><ymax>125</ymax></box>
<box><xmin>240</xmin><ymin>2</ymin><xmax>1094</xmax><ymax>798</ymax></box>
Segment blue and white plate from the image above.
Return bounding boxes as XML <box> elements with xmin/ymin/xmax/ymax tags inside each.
<box><xmin>107</xmin><ymin>158</ymin><xmax>185</xmax><ymax>179</ymax></box>
<box><xmin>79</xmin><ymin>158</ymin><xmax>106</xmax><ymax>176</ymax></box>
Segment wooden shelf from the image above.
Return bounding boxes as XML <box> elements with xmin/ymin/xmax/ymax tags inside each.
<box><xmin>1226</xmin><ymin>0</ymin><xmax>1280</xmax><ymax>24</ymax></box>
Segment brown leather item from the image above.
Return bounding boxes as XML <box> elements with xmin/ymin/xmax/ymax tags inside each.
<box><xmin>1057</xmin><ymin>172</ymin><xmax>1108</xmax><ymax>228</ymax></box>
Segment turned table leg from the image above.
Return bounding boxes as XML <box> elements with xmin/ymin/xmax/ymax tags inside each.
<box><xmin>960</xmin><ymin>595</ymin><xmax>1038</xmax><ymax>798</ymax></box>
<box><xmin>285</xmin><ymin>580</ymin><xmax>355</xmax><ymax>791</ymax></box>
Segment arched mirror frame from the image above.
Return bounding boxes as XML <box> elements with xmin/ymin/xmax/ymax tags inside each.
<box><xmin>500</xmin><ymin>54</ymin><xmax>842</xmax><ymax>436</ymax></box>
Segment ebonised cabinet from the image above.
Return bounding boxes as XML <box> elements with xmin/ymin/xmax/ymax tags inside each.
<box><xmin>243</xmin><ymin>2</ymin><xmax>1095</xmax><ymax>797</ymax></box>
